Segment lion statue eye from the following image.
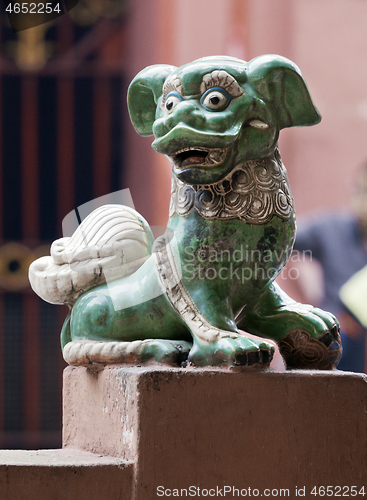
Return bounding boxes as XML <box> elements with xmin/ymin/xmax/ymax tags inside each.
<box><xmin>165</xmin><ymin>92</ymin><xmax>183</xmax><ymax>113</ymax></box>
<box><xmin>200</xmin><ymin>87</ymin><xmax>232</xmax><ymax>111</ymax></box>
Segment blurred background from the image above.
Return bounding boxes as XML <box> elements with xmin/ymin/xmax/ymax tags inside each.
<box><xmin>0</xmin><ymin>0</ymin><xmax>366</xmax><ymax>448</ymax></box>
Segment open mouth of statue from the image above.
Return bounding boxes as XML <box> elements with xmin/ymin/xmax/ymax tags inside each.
<box><xmin>171</xmin><ymin>147</ymin><xmax>228</xmax><ymax>169</ymax></box>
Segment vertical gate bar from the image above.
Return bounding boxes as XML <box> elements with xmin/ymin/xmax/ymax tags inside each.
<box><xmin>0</xmin><ymin>74</ymin><xmax>3</xmax><ymax>240</ymax></box>
<box><xmin>93</xmin><ymin>78</ymin><xmax>111</xmax><ymax>198</ymax></box>
<box><xmin>0</xmin><ymin>294</ymin><xmax>4</xmax><ymax>445</ymax></box>
<box><xmin>57</xmin><ymin>13</ymin><xmax>75</xmax><ymax>230</ymax></box>
<box><xmin>57</xmin><ymin>76</ymin><xmax>75</xmax><ymax>392</ymax></box>
<box><xmin>0</xmin><ymin>75</ymin><xmax>4</xmax><ymax>442</ymax></box>
<box><xmin>23</xmin><ymin>294</ymin><xmax>40</xmax><ymax>447</ymax></box>
<box><xmin>57</xmin><ymin>76</ymin><xmax>75</xmax><ymax>230</ymax></box>
<box><xmin>21</xmin><ymin>75</ymin><xmax>41</xmax><ymax>446</ymax></box>
<box><xmin>22</xmin><ymin>76</ymin><xmax>39</xmax><ymax>241</ymax></box>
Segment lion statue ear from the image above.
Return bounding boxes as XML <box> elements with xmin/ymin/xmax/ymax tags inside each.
<box><xmin>248</xmin><ymin>54</ymin><xmax>321</xmax><ymax>130</ymax></box>
<box><xmin>127</xmin><ymin>64</ymin><xmax>177</xmax><ymax>137</ymax></box>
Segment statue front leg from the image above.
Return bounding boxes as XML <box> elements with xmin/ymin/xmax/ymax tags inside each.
<box><xmin>154</xmin><ymin>236</ymin><xmax>275</xmax><ymax>368</ymax></box>
<box><xmin>237</xmin><ymin>282</ymin><xmax>342</xmax><ymax>369</ymax></box>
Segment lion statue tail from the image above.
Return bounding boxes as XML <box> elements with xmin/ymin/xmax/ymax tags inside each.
<box><xmin>28</xmin><ymin>204</ymin><xmax>154</xmax><ymax>306</ymax></box>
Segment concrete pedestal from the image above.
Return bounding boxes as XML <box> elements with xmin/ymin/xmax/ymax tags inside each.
<box><xmin>62</xmin><ymin>366</ymin><xmax>367</xmax><ymax>499</ymax></box>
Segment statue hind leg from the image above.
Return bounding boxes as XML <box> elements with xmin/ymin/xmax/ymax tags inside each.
<box><xmin>62</xmin><ymin>256</ymin><xmax>193</xmax><ymax>368</ymax></box>
<box><xmin>236</xmin><ymin>282</ymin><xmax>342</xmax><ymax>369</ymax></box>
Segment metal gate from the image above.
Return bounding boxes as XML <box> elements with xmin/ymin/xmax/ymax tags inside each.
<box><xmin>0</xmin><ymin>3</ymin><xmax>127</xmax><ymax>448</ymax></box>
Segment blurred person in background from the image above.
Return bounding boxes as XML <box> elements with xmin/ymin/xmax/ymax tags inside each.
<box><xmin>292</xmin><ymin>163</ymin><xmax>367</xmax><ymax>373</ymax></box>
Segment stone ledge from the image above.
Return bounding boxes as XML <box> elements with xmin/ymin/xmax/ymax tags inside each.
<box><xmin>0</xmin><ymin>448</ymin><xmax>129</xmax><ymax>466</ymax></box>
<box><xmin>63</xmin><ymin>366</ymin><xmax>367</xmax><ymax>499</ymax></box>
<box><xmin>0</xmin><ymin>449</ymin><xmax>133</xmax><ymax>500</ymax></box>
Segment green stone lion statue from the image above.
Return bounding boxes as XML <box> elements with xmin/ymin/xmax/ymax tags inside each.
<box><xmin>29</xmin><ymin>55</ymin><xmax>342</xmax><ymax>370</ymax></box>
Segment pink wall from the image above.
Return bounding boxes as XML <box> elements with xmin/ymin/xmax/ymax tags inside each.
<box><xmin>247</xmin><ymin>0</ymin><xmax>367</xmax><ymax>215</ymax></box>
<box><xmin>289</xmin><ymin>0</ymin><xmax>367</xmax><ymax>214</ymax></box>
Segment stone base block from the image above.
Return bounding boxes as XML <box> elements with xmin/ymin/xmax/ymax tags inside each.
<box><xmin>63</xmin><ymin>366</ymin><xmax>367</xmax><ymax>499</ymax></box>
<box><xmin>0</xmin><ymin>449</ymin><xmax>133</xmax><ymax>500</ymax></box>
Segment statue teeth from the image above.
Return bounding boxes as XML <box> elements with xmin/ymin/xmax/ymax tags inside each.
<box><xmin>172</xmin><ymin>147</ymin><xmax>227</xmax><ymax>167</ymax></box>
<box><xmin>248</xmin><ymin>119</ymin><xmax>269</xmax><ymax>129</ymax></box>
<box><xmin>206</xmin><ymin>149</ymin><xmax>226</xmax><ymax>165</ymax></box>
